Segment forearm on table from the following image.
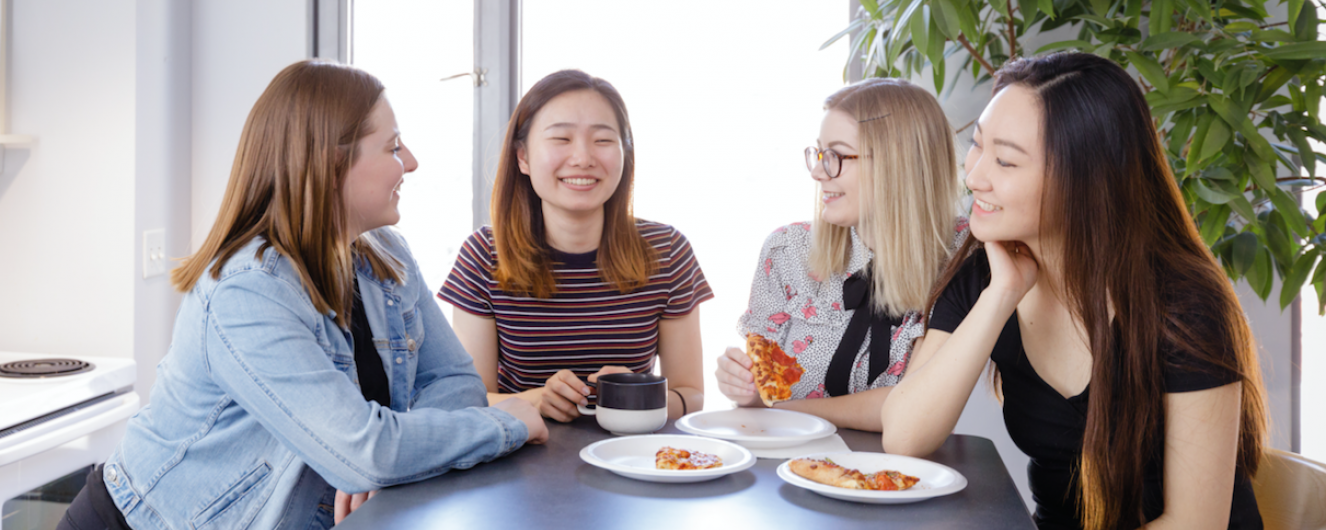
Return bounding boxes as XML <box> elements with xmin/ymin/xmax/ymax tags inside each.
<box><xmin>881</xmin><ymin>292</ymin><xmax>1015</xmax><ymax>455</ymax></box>
<box><xmin>776</xmin><ymin>386</ymin><xmax>891</xmax><ymax>432</ymax></box>
<box><xmin>667</xmin><ymin>385</ymin><xmax>703</xmax><ymax>419</ymax></box>
<box><xmin>486</xmin><ymin>388</ymin><xmax>541</xmax><ymax>406</ymax></box>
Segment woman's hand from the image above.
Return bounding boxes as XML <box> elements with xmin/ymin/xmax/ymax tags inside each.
<box><xmin>333</xmin><ymin>489</ymin><xmax>377</xmax><ymax>524</ymax></box>
<box><xmin>716</xmin><ymin>347</ymin><xmax>763</xmax><ymax>407</ymax></box>
<box><xmin>540</xmin><ymin>366</ymin><xmax>632</xmax><ymax>422</ymax></box>
<box><xmin>491</xmin><ymin>396</ymin><xmax>549</xmax><ymax>444</ymax></box>
<box><xmin>983</xmin><ymin>240</ymin><xmax>1039</xmax><ymax>307</ymax></box>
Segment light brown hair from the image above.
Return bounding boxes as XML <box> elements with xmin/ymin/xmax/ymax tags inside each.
<box><xmin>810</xmin><ymin>78</ymin><xmax>962</xmax><ymax>316</ymax></box>
<box><xmin>490</xmin><ymin>70</ymin><xmax>655</xmax><ymax>298</ymax></box>
<box><xmin>927</xmin><ymin>52</ymin><xmax>1267</xmax><ymax>530</ymax></box>
<box><xmin>172</xmin><ymin>60</ymin><xmax>402</xmax><ymax>328</ymax></box>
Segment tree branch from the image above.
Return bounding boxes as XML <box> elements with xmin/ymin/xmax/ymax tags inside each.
<box><xmin>1259</xmin><ymin>21</ymin><xmax>1288</xmax><ymax>28</ymax></box>
<box><xmin>1007</xmin><ymin>3</ymin><xmax>1018</xmax><ymax>57</ymax></box>
<box><xmin>958</xmin><ymin>35</ymin><xmax>998</xmax><ymax>75</ymax></box>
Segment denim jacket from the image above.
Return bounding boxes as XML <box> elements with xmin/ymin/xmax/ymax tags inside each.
<box><xmin>104</xmin><ymin>229</ymin><xmax>528</xmax><ymax>529</ymax></box>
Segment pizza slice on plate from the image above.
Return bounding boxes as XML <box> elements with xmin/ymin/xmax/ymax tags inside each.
<box><xmin>655</xmin><ymin>447</ymin><xmax>723</xmax><ymax>470</ymax></box>
<box><xmin>789</xmin><ymin>458</ymin><xmax>920</xmax><ymax>491</ymax></box>
<box><xmin>745</xmin><ymin>333</ymin><xmax>805</xmax><ymax>407</ymax></box>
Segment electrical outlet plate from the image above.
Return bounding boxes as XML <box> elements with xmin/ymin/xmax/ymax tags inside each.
<box><xmin>143</xmin><ymin>229</ymin><xmax>166</xmax><ymax>279</ymax></box>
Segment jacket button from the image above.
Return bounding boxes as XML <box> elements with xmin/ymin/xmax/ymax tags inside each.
<box><xmin>395</xmin><ymin>357</ymin><xmax>403</xmax><ymax>364</ymax></box>
<box><xmin>107</xmin><ymin>465</ymin><xmax>120</xmax><ymax>486</ymax></box>
<box><xmin>407</xmin><ymin>339</ymin><xmax>416</xmax><ymax>351</ymax></box>
<box><xmin>387</xmin><ymin>300</ymin><xmax>394</xmax><ymax>306</ymax></box>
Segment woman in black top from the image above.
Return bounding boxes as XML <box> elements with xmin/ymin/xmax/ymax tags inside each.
<box><xmin>880</xmin><ymin>53</ymin><xmax>1268</xmax><ymax>530</ymax></box>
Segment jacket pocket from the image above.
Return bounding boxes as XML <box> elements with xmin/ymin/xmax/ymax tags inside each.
<box><xmin>189</xmin><ymin>461</ymin><xmax>271</xmax><ymax>529</ymax></box>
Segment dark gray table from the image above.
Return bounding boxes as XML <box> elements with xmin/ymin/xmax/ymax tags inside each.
<box><xmin>338</xmin><ymin>417</ymin><xmax>1035</xmax><ymax>529</ymax></box>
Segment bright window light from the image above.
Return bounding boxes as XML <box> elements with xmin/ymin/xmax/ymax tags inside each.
<box><xmin>352</xmin><ymin>0</ymin><xmax>474</xmax><ymax>292</ymax></box>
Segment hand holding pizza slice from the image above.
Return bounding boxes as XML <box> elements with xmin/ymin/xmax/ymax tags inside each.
<box><xmin>745</xmin><ymin>333</ymin><xmax>805</xmax><ymax>407</ymax></box>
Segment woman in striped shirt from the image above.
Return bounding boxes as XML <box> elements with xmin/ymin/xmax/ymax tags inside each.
<box><xmin>440</xmin><ymin>70</ymin><xmax>712</xmax><ymax>422</ymax></box>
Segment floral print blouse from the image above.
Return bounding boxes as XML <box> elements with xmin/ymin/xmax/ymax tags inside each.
<box><xmin>736</xmin><ymin>220</ymin><xmax>967</xmax><ymax>399</ymax></box>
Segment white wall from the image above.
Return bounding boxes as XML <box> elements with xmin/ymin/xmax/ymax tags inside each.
<box><xmin>0</xmin><ymin>0</ymin><xmax>311</xmax><ymax>404</ymax></box>
<box><xmin>132</xmin><ymin>0</ymin><xmax>192</xmax><ymax>401</ymax></box>
<box><xmin>1</xmin><ymin>0</ymin><xmax>137</xmax><ymax>359</ymax></box>
<box><xmin>190</xmin><ymin>0</ymin><xmax>309</xmax><ymax>252</ymax></box>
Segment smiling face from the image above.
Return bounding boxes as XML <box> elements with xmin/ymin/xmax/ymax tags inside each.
<box><xmin>343</xmin><ymin>97</ymin><xmax>418</xmax><ymax>238</ymax></box>
<box><xmin>814</xmin><ymin>109</ymin><xmax>862</xmax><ymax>228</ymax></box>
<box><xmin>517</xmin><ymin>89</ymin><xmax>624</xmax><ymax>218</ymax></box>
<box><xmin>964</xmin><ymin>85</ymin><xmax>1046</xmax><ymax>245</ymax></box>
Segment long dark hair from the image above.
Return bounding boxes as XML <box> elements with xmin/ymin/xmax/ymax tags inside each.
<box><xmin>926</xmin><ymin>52</ymin><xmax>1267</xmax><ymax>530</ymax></box>
<box><xmin>489</xmin><ymin>69</ymin><xmax>655</xmax><ymax>298</ymax></box>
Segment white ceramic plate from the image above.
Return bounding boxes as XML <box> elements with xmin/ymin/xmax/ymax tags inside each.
<box><xmin>776</xmin><ymin>452</ymin><xmax>968</xmax><ymax>504</ymax></box>
<box><xmin>578</xmin><ymin>434</ymin><xmax>756</xmax><ymax>483</ymax></box>
<box><xmin>675</xmin><ymin>408</ymin><xmax>837</xmax><ymax>449</ymax></box>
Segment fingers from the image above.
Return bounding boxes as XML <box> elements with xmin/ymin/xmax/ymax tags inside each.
<box><xmin>334</xmin><ymin>490</ymin><xmax>351</xmax><ymax>524</ymax></box>
<box><xmin>349</xmin><ymin>491</ymin><xmax>369</xmax><ymax>512</ymax></box>
<box><xmin>526</xmin><ymin>417</ymin><xmax>550</xmax><ymax>445</ymax></box>
<box><xmin>541</xmin><ymin>371</ymin><xmax>588</xmax><ymax>422</ymax></box>
<box><xmin>724</xmin><ymin>346</ymin><xmax>753</xmax><ymax>369</ymax></box>
<box><xmin>588</xmin><ymin>365</ymin><xmax>631</xmax><ymax>382</ymax></box>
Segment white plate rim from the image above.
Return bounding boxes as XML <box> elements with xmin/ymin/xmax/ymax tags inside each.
<box><xmin>775</xmin><ymin>451</ymin><xmax>968</xmax><ymax>501</ymax></box>
<box><xmin>674</xmin><ymin>408</ymin><xmax>837</xmax><ymax>446</ymax></box>
<box><xmin>578</xmin><ymin>434</ymin><xmax>757</xmax><ymax>480</ymax></box>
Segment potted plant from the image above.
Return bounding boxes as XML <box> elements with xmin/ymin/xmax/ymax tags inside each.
<box><xmin>828</xmin><ymin>0</ymin><xmax>1326</xmax><ymax>312</ymax></box>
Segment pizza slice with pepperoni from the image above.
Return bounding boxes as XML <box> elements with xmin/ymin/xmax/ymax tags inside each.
<box><xmin>745</xmin><ymin>333</ymin><xmax>805</xmax><ymax>406</ymax></box>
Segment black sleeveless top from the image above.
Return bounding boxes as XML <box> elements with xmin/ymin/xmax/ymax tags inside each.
<box><xmin>928</xmin><ymin>253</ymin><xmax>1261</xmax><ymax>530</ymax></box>
<box><xmin>351</xmin><ymin>277</ymin><xmax>391</xmax><ymax>407</ymax></box>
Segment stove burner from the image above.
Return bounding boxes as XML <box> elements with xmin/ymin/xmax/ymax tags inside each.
<box><xmin>0</xmin><ymin>358</ymin><xmax>95</xmax><ymax>379</ymax></box>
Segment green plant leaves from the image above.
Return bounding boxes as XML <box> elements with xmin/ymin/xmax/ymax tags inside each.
<box><xmin>831</xmin><ymin>0</ymin><xmax>1326</xmax><ymax>309</ymax></box>
<box><xmin>1232</xmin><ymin>231</ymin><xmax>1259</xmax><ymax>274</ymax></box>
<box><xmin>1125</xmin><ymin>51</ymin><xmax>1169</xmax><ymax>92</ymax></box>
<box><xmin>1198</xmin><ymin>118</ymin><xmax>1232</xmax><ymax>162</ymax></box>
<box><xmin>1281</xmin><ymin>249</ymin><xmax>1320</xmax><ymax>309</ymax></box>
<box><xmin>1263</xmin><ymin>42</ymin><xmax>1326</xmax><ymax>61</ymax></box>
<box><xmin>1140</xmin><ymin>32</ymin><xmax>1200</xmax><ymax>51</ymax></box>
<box><xmin>1248</xmin><ymin>247</ymin><xmax>1274</xmax><ymax>299</ymax></box>
<box><xmin>1149</xmin><ymin>0</ymin><xmax>1172</xmax><ymax>36</ymax></box>
<box><xmin>1037</xmin><ymin>39</ymin><xmax>1096</xmax><ymax>53</ymax></box>
<box><xmin>1038</xmin><ymin>0</ymin><xmax>1057</xmax><ymax>19</ymax></box>
<box><xmin>932</xmin><ymin>0</ymin><xmax>962</xmax><ymax>39</ymax></box>
<box><xmin>1201</xmin><ymin>205</ymin><xmax>1232</xmax><ymax>246</ymax></box>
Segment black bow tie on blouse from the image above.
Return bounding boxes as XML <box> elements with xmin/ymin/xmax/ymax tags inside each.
<box><xmin>824</xmin><ymin>267</ymin><xmax>903</xmax><ymax>398</ymax></box>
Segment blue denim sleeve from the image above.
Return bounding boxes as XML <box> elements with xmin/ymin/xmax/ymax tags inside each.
<box><xmin>404</xmin><ymin>250</ymin><xmax>528</xmax><ymax>451</ymax></box>
<box><xmin>204</xmin><ymin>269</ymin><xmax>524</xmax><ymax>493</ymax></box>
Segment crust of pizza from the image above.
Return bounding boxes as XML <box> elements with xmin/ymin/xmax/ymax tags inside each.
<box><xmin>788</xmin><ymin>458</ymin><xmax>869</xmax><ymax>489</ymax></box>
<box><xmin>745</xmin><ymin>333</ymin><xmax>805</xmax><ymax>406</ymax></box>
<box><xmin>789</xmin><ymin>458</ymin><xmax>920</xmax><ymax>491</ymax></box>
<box><xmin>655</xmin><ymin>447</ymin><xmax>723</xmax><ymax>470</ymax></box>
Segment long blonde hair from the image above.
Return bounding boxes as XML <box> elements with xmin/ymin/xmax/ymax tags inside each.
<box><xmin>809</xmin><ymin>78</ymin><xmax>962</xmax><ymax>316</ymax></box>
<box><xmin>172</xmin><ymin>60</ymin><xmax>401</xmax><ymax>328</ymax></box>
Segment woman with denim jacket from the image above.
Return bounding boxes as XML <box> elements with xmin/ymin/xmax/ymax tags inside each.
<box><xmin>58</xmin><ymin>60</ymin><xmax>548</xmax><ymax>530</ymax></box>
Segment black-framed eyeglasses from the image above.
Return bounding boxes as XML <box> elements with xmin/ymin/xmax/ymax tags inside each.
<box><xmin>804</xmin><ymin>147</ymin><xmax>859</xmax><ymax>179</ymax></box>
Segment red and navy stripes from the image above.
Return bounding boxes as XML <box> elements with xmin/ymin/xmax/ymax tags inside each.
<box><xmin>439</xmin><ymin>221</ymin><xmax>714</xmax><ymax>393</ymax></box>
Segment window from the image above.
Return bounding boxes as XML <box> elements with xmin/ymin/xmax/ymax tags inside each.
<box><xmin>351</xmin><ymin>0</ymin><xmax>474</xmax><ymax>291</ymax></box>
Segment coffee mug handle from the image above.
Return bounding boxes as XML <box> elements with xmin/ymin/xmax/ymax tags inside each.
<box><xmin>576</xmin><ymin>379</ymin><xmax>598</xmax><ymax>416</ymax></box>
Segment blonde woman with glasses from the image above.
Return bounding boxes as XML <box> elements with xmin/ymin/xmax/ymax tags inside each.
<box><xmin>715</xmin><ymin>78</ymin><xmax>964</xmax><ymax>432</ymax></box>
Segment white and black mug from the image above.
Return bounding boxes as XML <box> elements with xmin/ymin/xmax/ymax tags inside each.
<box><xmin>576</xmin><ymin>373</ymin><xmax>668</xmax><ymax>435</ymax></box>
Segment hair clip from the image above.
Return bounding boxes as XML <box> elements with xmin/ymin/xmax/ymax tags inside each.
<box><xmin>857</xmin><ymin>113</ymin><xmax>892</xmax><ymax>123</ymax></box>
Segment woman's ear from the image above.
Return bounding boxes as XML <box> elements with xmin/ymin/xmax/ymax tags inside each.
<box><xmin>515</xmin><ymin>143</ymin><xmax>531</xmax><ymax>176</ymax></box>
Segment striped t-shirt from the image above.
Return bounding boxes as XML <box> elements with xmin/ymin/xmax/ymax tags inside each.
<box><xmin>438</xmin><ymin>220</ymin><xmax>714</xmax><ymax>394</ymax></box>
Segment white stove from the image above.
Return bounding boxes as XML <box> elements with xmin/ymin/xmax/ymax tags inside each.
<box><xmin>0</xmin><ymin>351</ymin><xmax>139</xmax><ymax>526</ymax></box>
